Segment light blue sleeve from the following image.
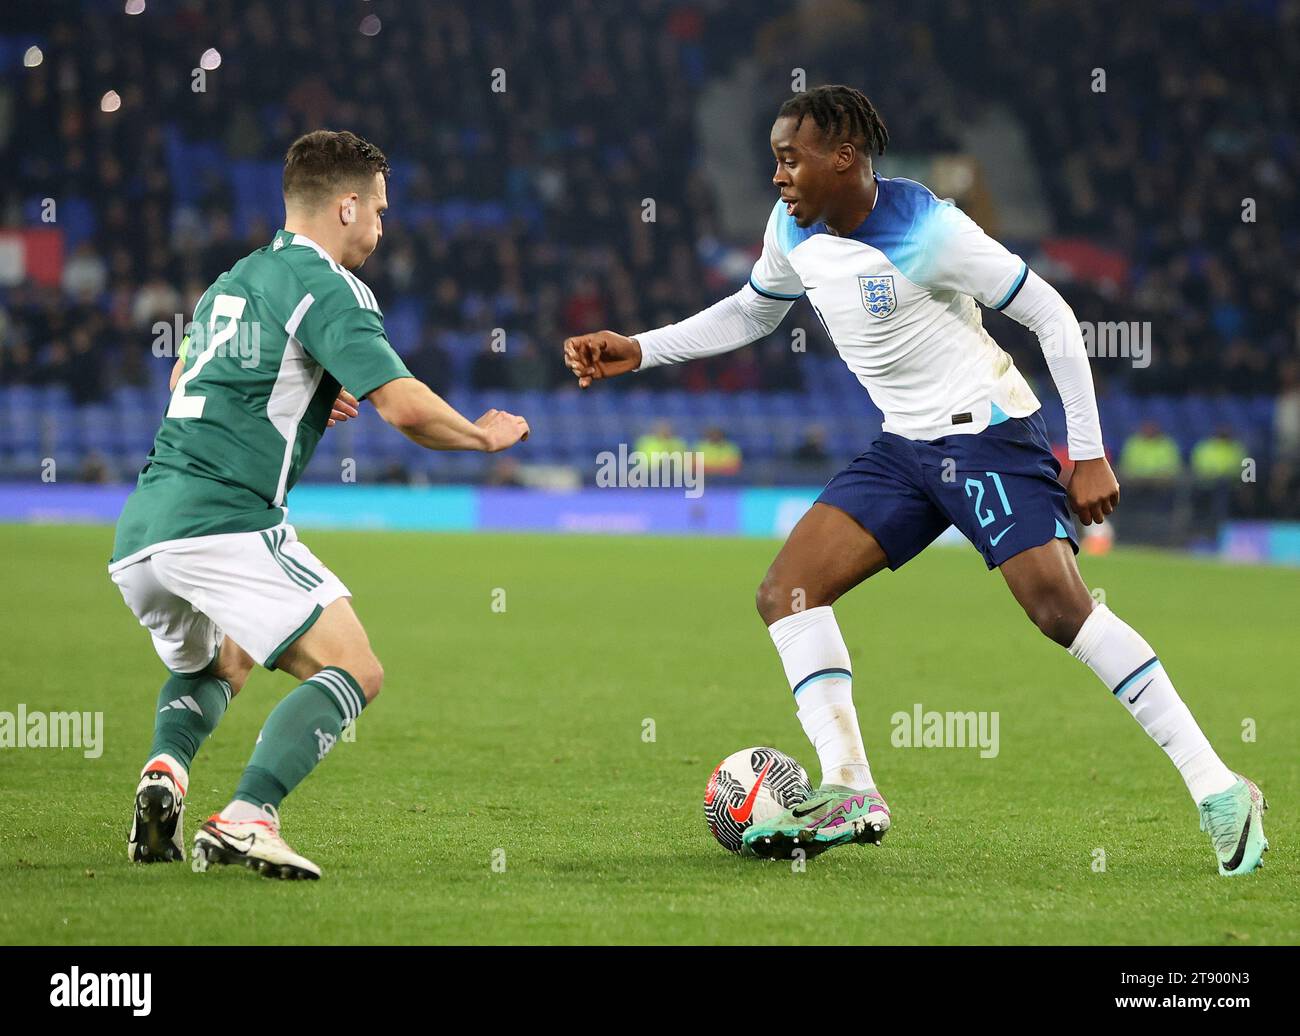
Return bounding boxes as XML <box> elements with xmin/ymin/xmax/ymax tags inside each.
<box><xmin>748</xmin><ymin>202</ymin><xmax>806</xmax><ymax>301</ymax></box>
<box><xmin>907</xmin><ymin>203</ymin><xmax>1027</xmax><ymax>310</ymax></box>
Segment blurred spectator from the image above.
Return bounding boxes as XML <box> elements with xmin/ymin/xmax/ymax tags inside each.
<box><xmin>1270</xmin><ymin>362</ymin><xmax>1300</xmax><ymax>517</ymax></box>
<box><xmin>694</xmin><ymin>426</ymin><xmax>742</xmax><ymax>476</ymax></box>
<box><xmin>792</xmin><ymin>426</ymin><xmax>830</xmax><ymax>465</ymax></box>
<box><xmin>37</xmin><ymin>341</ymin><xmax>71</xmax><ymax>388</ymax></box>
<box><xmin>67</xmin><ymin>325</ymin><xmax>107</xmax><ymax>405</ymax></box>
<box><xmin>1</xmin><ymin>341</ymin><xmax>37</xmax><ymax>385</ymax></box>
<box><xmin>77</xmin><ymin>451</ymin><xmax>113</xmax><ymax>484</ymax></box>
<box><xmin>429</xmin><ymin>277</ymin><xmax>465</xmax><ymax>332</ymax></box>
<box><xmin>201</xmin><ymin>212</ymin><xmax>248</xmax><ymax>283</ymax></box>
<box><xmin>131</xmin><ymin>276</ymin><xmax>181</xmax><ymax>331</ymax></box>
<box><xmin>506</xmin><ymin>340</ymin><xmax>553</xmax><ymax>392</ymax></box>
<box><xmin>406</xmin><ymin>334</ymin><xmax>453</xmax><ymax>394</ymax></box>
<box><xmin>563</xmin><ymin>276</ymin><xmax>606</xmax><ymax>333</ymax></box>
<box><xmin>377</xmin><ymin>461</ymin><xmax>411</xmax><ymax>484</ymax></box>
<box><xmin>486</xmin><ymin>456</ymin><xmax>525</xmax><ymax>487</ymax></box>
<box><xmin>635</xmin><ymin>420</ymin><xmax>687</xmax><ymax>459</ymax></box>
<box><xmin>470</xmin><ymin>342</ymin><xmax>511</xmax><ymax>391</ymax></box>
<box><xmin>1190</xmin><ymin>428</ymin><xmax>1247</xmax><ymax>483</ymax></box>
<box><xmin>1118</xmin><ymin>422</ymin><xmax>1182</xmax><ymax>482</ymax></box>
<box><xmin>62</xmin><ymin>242</ymin><xmax>108</xmax><ymax>300</ymax></box>
<box><xmin>1275</xmin><ymin>362</ymin><xmax>1300</xmax><ymax>464</ymax></box>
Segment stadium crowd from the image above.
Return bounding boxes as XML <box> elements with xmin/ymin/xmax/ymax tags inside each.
<box><xmin>0</xmin><ymin>0</ymin><xmax>1296</xmax><ymax>515</ymax></box>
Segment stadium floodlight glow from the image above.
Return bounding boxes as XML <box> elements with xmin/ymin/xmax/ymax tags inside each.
<box><xmin>359</xmin><ymin>14</ymin><xmax>382</xmax><ymax>36</ymax></box>
<box><xmin>22</xmin><ymin>46</ymin><xmax>43</xmax><ymax>68</ymax></box>
<box><xmin>200</xmin><ymin>48</ymin><xmax>221</xmax><ymax>71</ymax></box>
<box><xmin>101</xmin><ymin>90</ymin><xmax>122</xmax><ymax>113</ymax></box>
<box><xmin>125</xmin><ymin>0</ymin><xmax>146</xmax><ymax>14</ymax></box>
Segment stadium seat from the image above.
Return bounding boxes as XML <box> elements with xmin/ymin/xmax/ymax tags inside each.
<box><xmin>385</xmin><ymin>299</ymin><xmax>425</xmax><ymax>354</ymax></box>
<box><xmin>76</xmin><ymin>404</ymin><xmax>119</xmax><ymax>455</ymax></box>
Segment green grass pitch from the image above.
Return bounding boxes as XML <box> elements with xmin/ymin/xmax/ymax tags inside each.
<box><xmin>0</xmin><ymin>523</ymin><xmax>1295</xmax><ymax>945</ymax></box>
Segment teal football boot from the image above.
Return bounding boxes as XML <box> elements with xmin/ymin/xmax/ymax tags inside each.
<box><xmin>1198</xmin><ymin>774</ymin><xmax>1269</xmax><ymax>876</ymax></box>
<box><xmin>743</xmin><ymin>785</ymin><xmax>890</xmax><ymax>860</ymax></box>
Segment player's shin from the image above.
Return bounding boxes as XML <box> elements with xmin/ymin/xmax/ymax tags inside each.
<box><xmin>768</xmin><ymin>605</ymin><xmax>875</xmax><ymax>791</ymax></box>
<box><xmin>147</xmin><ymin>670</ymin><xmax>233</xmax><ymax>782</ymax></box>
<box><xmin>227</xmin><ymin>667</ymin><xmax>366</xmax><ymax>813</ymax></box>
<box><xmin>1068</xmin><ymin>603</ymin><xmax>1235</xmax><ymax>803</ymax></box>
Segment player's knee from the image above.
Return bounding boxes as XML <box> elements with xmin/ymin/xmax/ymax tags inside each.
<box><xmin>756</xmin><ymin>573</ymin><xmax>828</xmax><ymax>625</ymax></box>
<box><xmin>210</xmin><ymin>647</ymin><xmax>254</xmax><ymax>696</ymax></box>
<box><xmin>219</xmin><ymin>668</ymin><xmax>251</xmax><ymax>697</ymax></box>
<box><xmin>755</xmin><ymin>574</ymin><xmax>786</xmax><ymax>625</ymax></box>
<box><xmin>1025</xmin><ymin>593</ymin><xmax>1089</xmax><ymax>647</ymax></box>
<box><xmin>348</xmin><ymin>655</ymin><xmax>384</xmax><ymax>703</ymax></box>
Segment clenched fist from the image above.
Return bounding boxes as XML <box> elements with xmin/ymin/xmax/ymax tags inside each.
<box><xmin>563</xmin><ymin>331</ymin><xmax>642</xmax><ymax>388</ymax></box>
<box><xmin>1067</xmin><ymin>456</ymin><xmax>1120</xmax><ymax>525</ymax></box>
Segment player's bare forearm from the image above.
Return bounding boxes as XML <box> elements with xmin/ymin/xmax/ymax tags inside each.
<box><xmin>1067</xmin><ymin>456</ymin><xmax>1120</xmax><ymax>525</ymax></box>
<box><xmin>401</xmin><ymin>403</ymin><xmax>492</xmax><ymax>451</ymax></box>
<box><xmin>169</xmin><ymin>356</ymin><xmax>185</xmax><ymax>392</ymax></box>
<box><xmin>369</xmin><ymin>377</ymin><xmax>529</xmax><ymax>452</ymax></box>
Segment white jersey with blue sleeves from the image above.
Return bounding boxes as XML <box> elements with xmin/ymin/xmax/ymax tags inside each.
<box><xmin>749</xmin><ymin>174</ymin><xmax>1041</xmax><ymax>442</ymax></box>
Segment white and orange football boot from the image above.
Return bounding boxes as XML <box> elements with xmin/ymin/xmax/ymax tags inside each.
<box><xmin>128</xmin><ymin>755</ymin><xmax>188</xmax><ymax>863</ymax></box>
<box><xmin>192</xmin><ymin>803</ymin><xmax>321</xmax><ymax>880</ymax></box>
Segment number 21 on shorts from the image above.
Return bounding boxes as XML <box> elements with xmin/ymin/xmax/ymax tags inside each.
<box><xmin>964</xmin><ymin>471</ymin><xmax>1013</xmax><ymax>528</ymax></box>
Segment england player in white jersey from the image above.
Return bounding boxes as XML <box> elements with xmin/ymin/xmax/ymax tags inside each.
<box><xmin>565</xmin><ymin>86</ymin><xmax>1267</xmax><ymax>874</ymax></box>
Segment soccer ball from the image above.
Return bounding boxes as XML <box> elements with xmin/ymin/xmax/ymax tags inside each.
<box><xmin>704</xmin><ymin>746</ymin><xmax>813</xmax><ymax>853</ymax></box>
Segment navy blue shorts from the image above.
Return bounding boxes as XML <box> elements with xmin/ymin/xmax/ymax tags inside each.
<box><xmin>817</xmin><ymin>411</ymin><xmax>1078</xmax><ymax>571</ymax></box>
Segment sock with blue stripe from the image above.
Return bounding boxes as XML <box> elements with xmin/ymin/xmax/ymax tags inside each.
<box><xmin>1068</xmin><ymin>604</ymin><xmax>1235</xmax><ymax>803</ymax></box>
<box><xmin>232</xmin><ymin>667</ymin><xmax>366</xmax><ymax>810</ymax></box>
<box><xmin>769</xmin><ymin>606</ymin><xmax>874</xmax><ymax>791</ymax></box>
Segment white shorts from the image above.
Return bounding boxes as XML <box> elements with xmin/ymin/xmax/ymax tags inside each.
<box><xmin>109</xmin><ymin>524</ymin><xmax>350</xmax><ymax>673</ymax></box>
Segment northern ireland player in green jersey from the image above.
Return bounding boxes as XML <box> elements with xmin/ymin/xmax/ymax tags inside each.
<box><xmin>112</xmin><ymin>130</ymin><xmax>529</xmax><ymax>879</ymax></box>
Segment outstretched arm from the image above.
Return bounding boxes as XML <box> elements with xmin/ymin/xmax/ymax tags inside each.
<box><xmin>369</xmin><ymin>377</ymin><xmax>529</xmax><ymax>453</ymax></box>
<box><xmin>634</xmin><ymin>283</ymin><xmax>795</xmax><ymax>368</ymax></box>
<box><xmin>564</xmin><ymin>283</ymin><xmax>793</xmax><ymax>388</ymax></box>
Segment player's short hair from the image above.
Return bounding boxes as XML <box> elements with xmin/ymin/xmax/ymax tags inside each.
<box><xmin>282</xmin><ymin>130</ymin><xmax>390</xmax><ymax>206</ymax></box>
<box><xmin>778</xmin><ymin>85</ymin><xmax>890</xmax><ymax>156</ymax></box>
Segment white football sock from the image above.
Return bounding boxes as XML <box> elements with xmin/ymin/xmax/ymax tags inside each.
<box><xmin>768</xmin><ymin>606</ymin><xmax>874</xmax><ymax>791</ymax></box>
<box><xmin>1069</xmin><ymin>603</ymin><xmax>1236</xmax><ymax>803</ymax></box>
<box><xmin>220</xmin><ymin>800</ymin><xmax>266</xmax><ymax>824</ymax></box>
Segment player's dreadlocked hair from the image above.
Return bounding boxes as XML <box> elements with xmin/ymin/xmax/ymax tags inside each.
<box><xmin>778</xmin><ymin>85</ymin><xmax>890</xmax><ymax>156</ymax></box>
<box><xmin>282</xmin><ymin>130</ymin><xmax>391</xmax><ymax>204</ymax></box>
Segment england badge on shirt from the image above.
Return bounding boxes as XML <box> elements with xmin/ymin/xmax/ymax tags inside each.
<box><xmin>859</xmin><ymin>274</ymin><xmax>897</xmax><ymax>318</ymax></box>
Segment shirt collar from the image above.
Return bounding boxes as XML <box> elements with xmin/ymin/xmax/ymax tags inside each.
<box><xmin>275</xmin><ymin>229</ymin><xmax>331</xmax><ymax>260</ymax></box>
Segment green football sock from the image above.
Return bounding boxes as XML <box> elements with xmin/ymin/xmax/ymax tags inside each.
<box><xmin>234</xmin><ymin>667</ymin><xmax>366</xmax><ymax>809</ymax></box>
<box><xmin>148</xmin><ymin>670</ymin><xmax>233</xmax><ymax>773</ymax></box>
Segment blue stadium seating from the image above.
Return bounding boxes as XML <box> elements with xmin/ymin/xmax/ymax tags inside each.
<box><xmin>24</xmin><ymin>195</ymin><xmax>96</xmax><ymax>246</ymax></box>
<box><xmin>0</xmin><ymin>384</ymin><xmax>1281</xmax><ymax>482</ymax></box>
<box><xmin>384</xmin><ymin>299</ymin><xmax>425</xmax><ymax>355</ymax></box>
<box><xmin>229</xmin><ymin>160</ymin><xmax>285</xmax><ymax>237</ymax></box>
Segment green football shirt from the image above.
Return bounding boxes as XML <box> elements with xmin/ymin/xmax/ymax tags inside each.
<box><xmin>110</xmin><ymin>230</ymin><xmax>412</xmax><ymax>565</ymax></box>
